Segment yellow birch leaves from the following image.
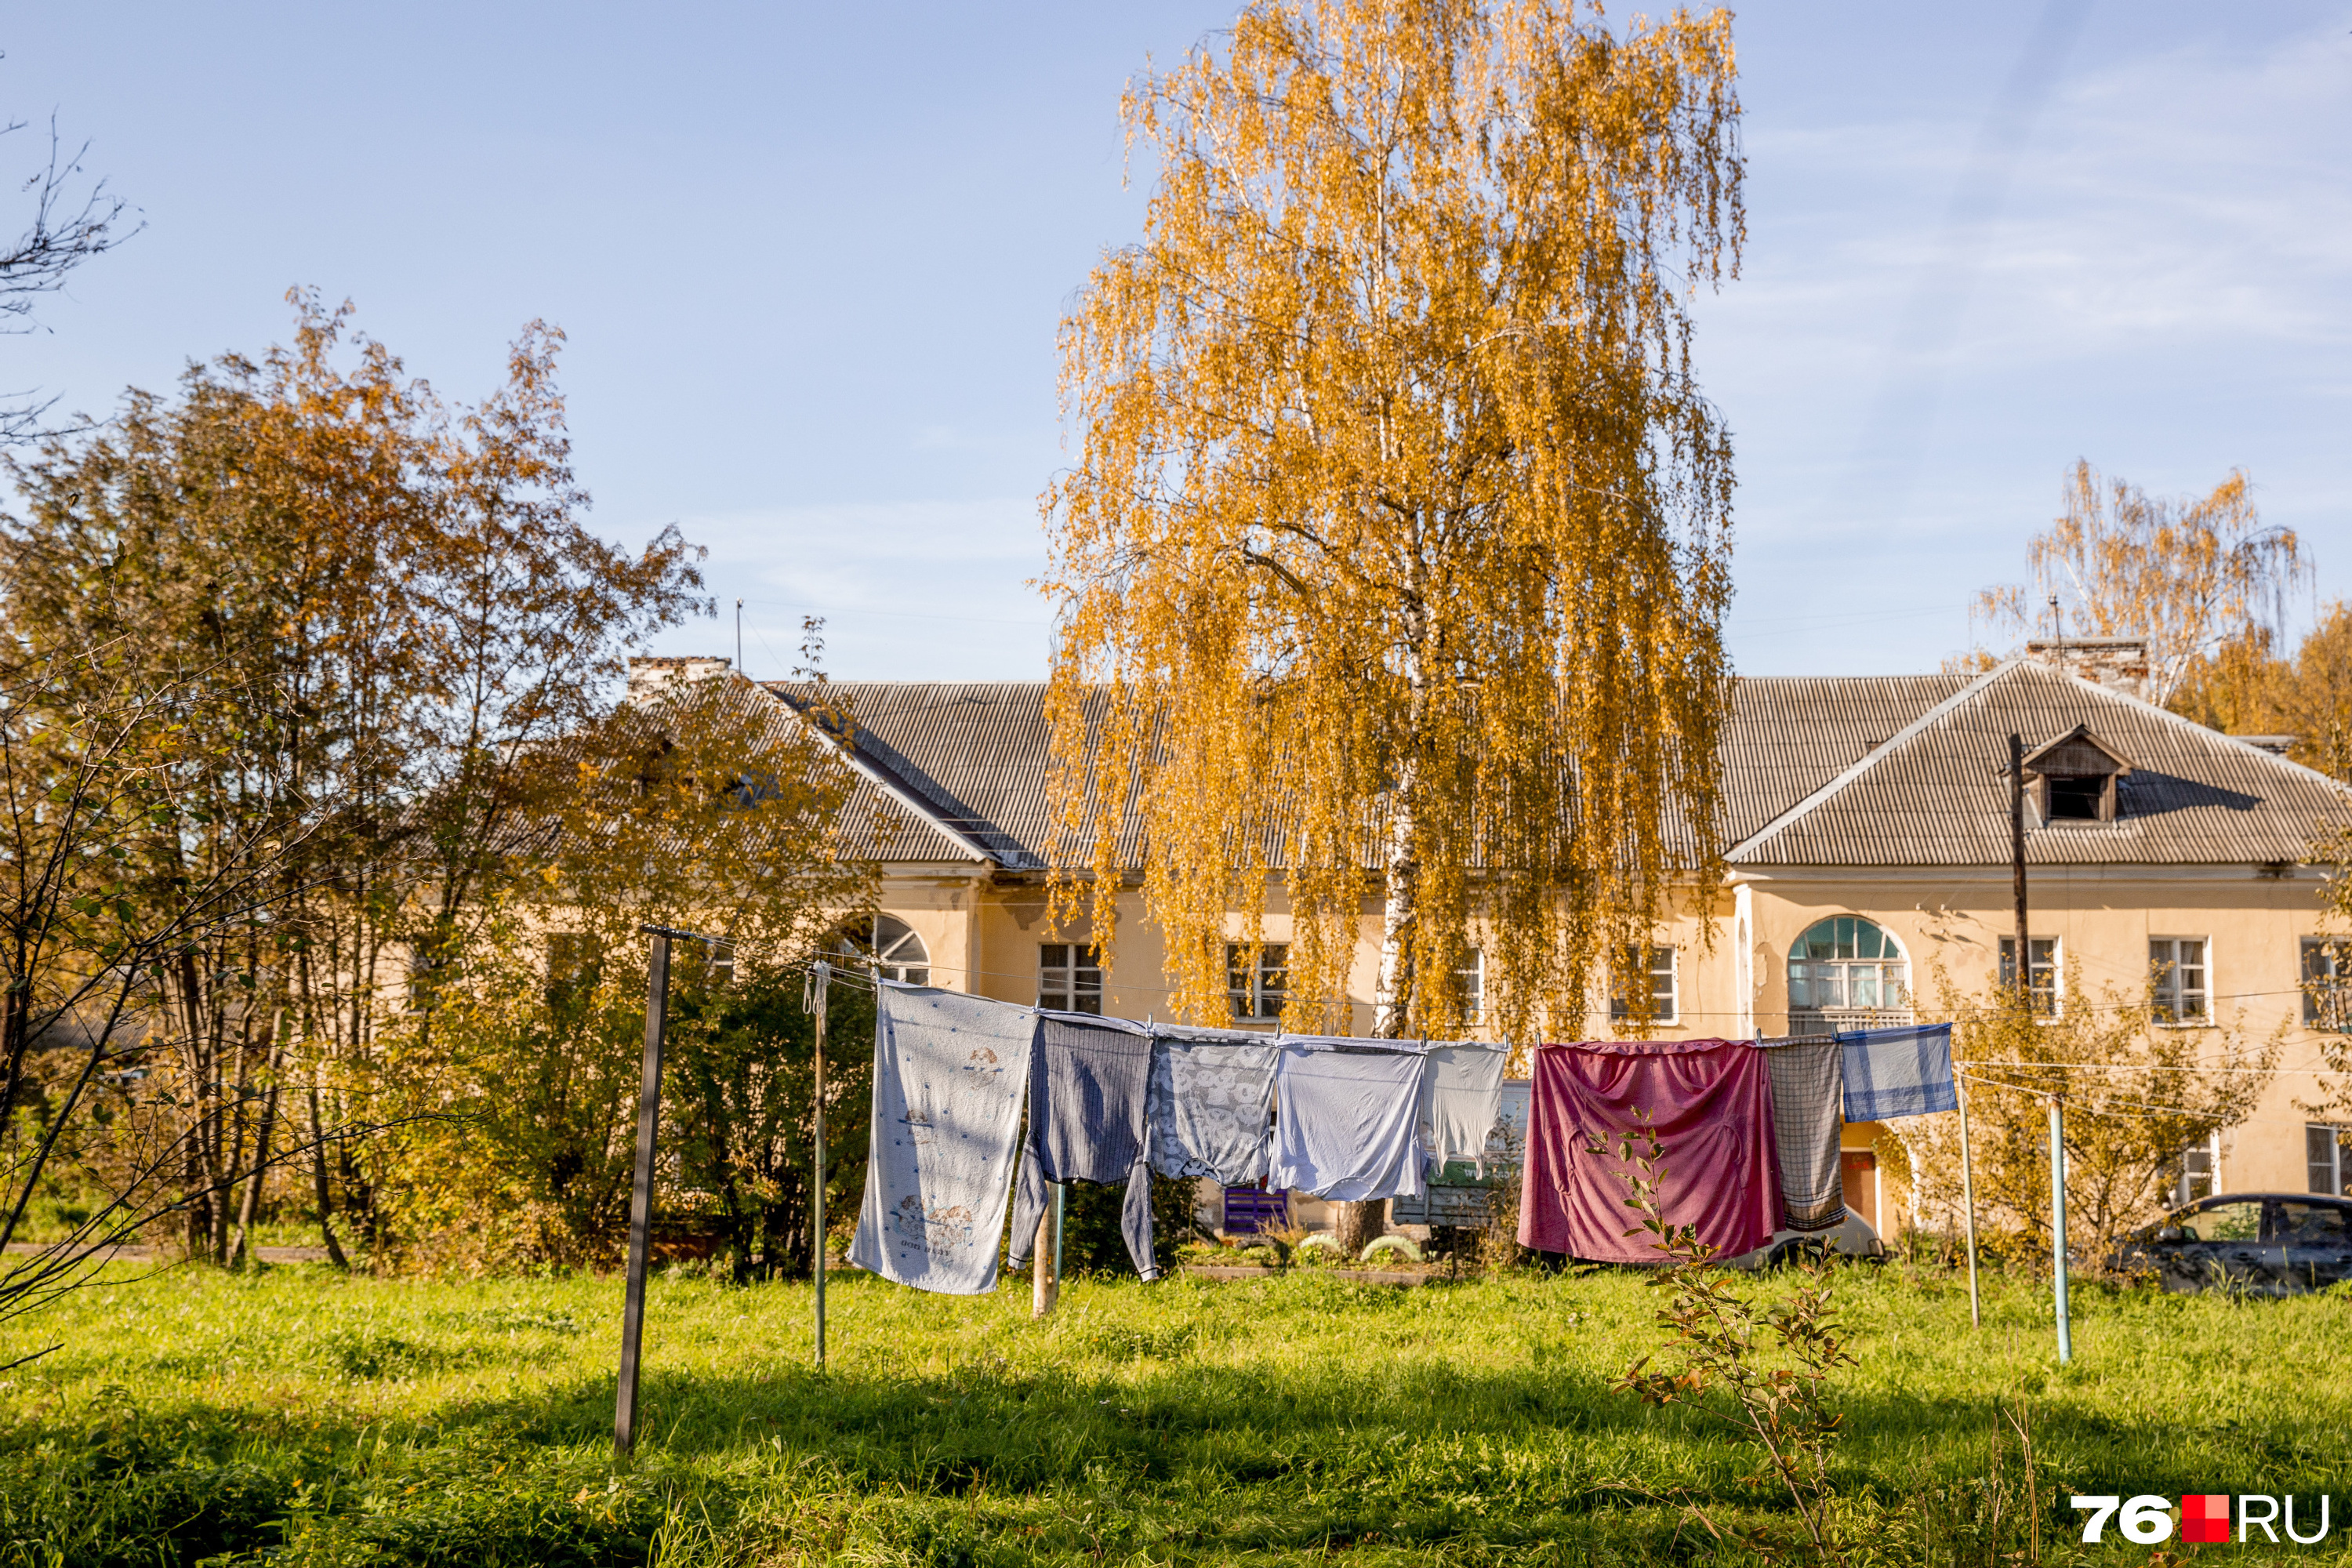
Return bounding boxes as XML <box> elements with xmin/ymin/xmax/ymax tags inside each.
<box><xmin>1043</xmin><ymin>0</ymin><xmax>1742</xmax><ymax>1040</ymax></box>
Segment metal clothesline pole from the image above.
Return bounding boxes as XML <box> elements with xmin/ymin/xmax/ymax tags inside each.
<box><xmin>1958</xmin><ymin>1076</ymin><xmax>1982</xmax><ymax>1329</ymax></box>
<box><xmin>810</xmin><ymin>960</ymin><xmax>830</xmax><ymax>1367</ymax></box>
<box><xmin>2050</xmin><ymin>1093</ymin><xmax>2073</xmax><ymax>1365</ymax></box>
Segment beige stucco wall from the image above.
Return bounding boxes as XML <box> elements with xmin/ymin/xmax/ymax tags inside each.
<box><xmin>1726</xmin><ymin>866</ymin><xmax>2336</xmax><ymax>1198</ymax></box>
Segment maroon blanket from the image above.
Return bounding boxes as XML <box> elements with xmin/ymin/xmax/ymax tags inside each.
<box><xmin>1516</xmin><ymin>1039</ymin><xmax>1780</xmax><ymax>1263</ymax></box>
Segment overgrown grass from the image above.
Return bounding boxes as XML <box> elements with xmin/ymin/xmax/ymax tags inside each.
<box><xmin>2</xmin><ymin>1258</ymin><xmax>2348</xmax><ymax>1565</ymax></box>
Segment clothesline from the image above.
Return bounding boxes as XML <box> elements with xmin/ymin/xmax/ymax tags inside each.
<box><xmin>1955</xmin><ymin>1066</ymin><xmax>2335</xmax><ymax>1134</ymax></box>
<box><xmin>1959</xmin><ymin>1059</ymin><xmax>2337</xmax><ymax>1077</ymax></box>
<box><xmin>773</xmin><ymin>953</ymin><xmax>2333</xmax><ymax>1025</ymax></box>
<box><xmin>780</xmin><ymin>960</ymin><xmax>2334</xmax><ymax>1077</ymax></box>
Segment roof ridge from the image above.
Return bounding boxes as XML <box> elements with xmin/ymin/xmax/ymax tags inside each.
<box><xmin>1727</xmin><ymin>659</ymin><xmax>2017</xmax><ymax>863</ymax></box>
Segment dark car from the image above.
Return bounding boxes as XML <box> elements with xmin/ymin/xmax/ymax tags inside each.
<box><xmin>2107</xmin><ymin>1192</ymin><xmax>2352</xmax><ymax>1294</ymax></box>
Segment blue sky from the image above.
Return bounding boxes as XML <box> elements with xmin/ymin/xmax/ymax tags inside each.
<box><xmin>4</xmin><ymin>3</ymin><xmax>2347</xmax><ymax>681</ymax></box>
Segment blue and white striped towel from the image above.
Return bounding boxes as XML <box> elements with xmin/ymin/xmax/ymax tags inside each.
<box><xmin>1837</xmin><ymin>1023</ymin><xmax>1957</xmax><ymax>1121</ymax></box>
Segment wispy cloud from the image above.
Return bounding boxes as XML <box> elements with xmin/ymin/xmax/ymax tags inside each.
<box><xmin>1714</xmin><ymin>15</ymin><xmax>2352</xmax><ymax>673</ymax></box>
<box><xmin>641</xmin><ymin>499</ymin><xmax>1056</xmax><ymax>681</ymax></box>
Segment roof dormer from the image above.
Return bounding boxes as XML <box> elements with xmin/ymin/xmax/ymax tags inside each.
<box><xmin>2020</xmin><ymin>724</ymin><xmax>2134</xmax><ymax>824</ymax></box>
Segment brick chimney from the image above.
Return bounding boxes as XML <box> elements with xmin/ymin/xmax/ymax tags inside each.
<box><xmin>625</xmin><ymin>655</ymin><xmax>733</xmax><ymax>705</ymax></box>
<box><xmin>2024</xmin><ymin>637</ymin><xmax>2149</xmax><ymax>702</ymax></box>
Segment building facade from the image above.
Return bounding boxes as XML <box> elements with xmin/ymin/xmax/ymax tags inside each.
<box><xmin>701</xmin><ymin>644</ymin><xmax>2352</xmax><ymax>1236</ymax></box>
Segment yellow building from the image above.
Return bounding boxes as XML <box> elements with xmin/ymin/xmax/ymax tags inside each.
<box><xmin>725</xmin><ymin>640</ymin><xmax>2352</xmax><ymax>1238</ymax></box>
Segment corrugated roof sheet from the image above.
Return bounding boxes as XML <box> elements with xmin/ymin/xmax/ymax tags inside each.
<box><xmin>769</xmin><ymin>683</ymin><xmax>1061</xmax><ymax>868</ymax></box>
<box><xmin>770</xmin><ymin>662</ymin><xmax>2350</xmax><ymax>872</ymax></box>
<box><xmin>1728</xmin><ymin>659</ymin><xmax>2350</xmax><ymax>867</ymax></box>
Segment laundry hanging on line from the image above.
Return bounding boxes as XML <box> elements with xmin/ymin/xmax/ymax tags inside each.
<box><xmin>1265</xmin><ymin>1036</ymin><xmax>1430</xmax><ymax>1203</ymax></box>
<box><xmin>1145</xmin><ymin>1025</ymin><xmax>1276</xmax><ymax>1185</ymax></box>
<box><xmin>1838</xmin><ymin>1022</ymin><xmax>1957</xmax><ymax>1121</ymax></box>
<box><xmin>1517</xmin><ymin>1038</ymin><xmax>1781</xmax><ymax>1265</ymax></box>
<box><xmin>1417</xmin><ymin>1041</ymin><xmax>1508</xmax><ymax>1176</ymax></box>
<box><xmin>844</xmin><ymin>972</ymin><xmax>1903</xmax><ymax>1298</ymax></box>
<box><xmin>1759</xmin><ymin>1034</ymin><xmax>1846</xmax><ymax>1232</ymax></box>
<box><xmin>849</xmin><ymin>982</ymin><xmax>1036</xmax><ymax>1295</ymax></box>
<box><xmin>1005</xmin><ymin>1012</ymin><xmax>1160</xmax><ymax>1281</ymax></box>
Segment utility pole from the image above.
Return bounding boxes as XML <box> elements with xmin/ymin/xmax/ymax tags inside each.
<box><xmin>2010</xmin><ymin>732</ymin><xmax>2029</xmax><ymax>989</ymax></box>
<box><xmin>736</xmin><ymin>598</ymin><xmax>744</xmax><ymax>675</ymax></box>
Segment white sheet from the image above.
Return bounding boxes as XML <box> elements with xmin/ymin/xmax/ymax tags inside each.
<box><xmin>849</xmin><ymin>983</ymin><xmax>1036</xmax><ymax>1294</ymax></box>
<box><xmin>1417</xmin><ymin>1042</ymin><xmax>1508</xmax><ymax>1174</ymax></box>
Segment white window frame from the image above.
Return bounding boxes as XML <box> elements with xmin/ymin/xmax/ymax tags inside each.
<box><xmin>2309</xmin><ymin>1124</ymin><xmax>2348</xmax><ymax>1197</ymax></box>
<box><xmin>1226</xmin><ymin>942</ymin><xmax>1288</xmax><ymax>1022</ymax></box>
<box><xmin>2150</xmin><ymin>936</ymin><xmax>2211</xmax><ymax>1026</ymax></box>
<box><xmin>1786</xmin><ymin>916</ymin><xmax>1911</xmax><ymax>1018</ymax></box>
<box><xmin>1453</xmin><ymin>946</ymin><xmax>1485</xmax><ymax>1025</ymax></box>
<box><xmin>2301</xmin><ymin>938</ymin><xmax>2352</xmax><ymax>1033</ymax></box>
<box><xmin>2172</xmin><ymin>1131</ymin><xmax>2221</xmax><ymax>1207</ymax></box>
<box><xmin>1610</xmin><ymin>946</ymin><xmax>1679</xmax><ymax>1027</ymax></box>
<box><xmin>1997</xmin><ymin>935</ymin><xmax>2063</xmax><ymax>1018</ymax></box>
<box><xmin>1037</xmin><ymin>942</ymin><xmax>1104</xmax><ymax>1014</ymax></box>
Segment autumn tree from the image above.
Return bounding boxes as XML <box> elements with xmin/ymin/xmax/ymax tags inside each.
<box><xmin>2171</xmin><ymin>601</ymin><xmax>2352</xmax><ymax>780</ymax></box>
<box><xmin>0</xmin><ymin>649</ymin><xmax>325</xmax><ymax>1324</ymax></box>
<box><xmin>1042</xmin><ymin>0</ymin><xmax>1741</xmax><ymax>1252</ymax></box>
<box><xmin>1898</xmin><ymin>974</ymin><xmax>2276</xmax><ymax>1267</ymax></box>
<box><xmin>1971</xmin><ymin>461</ymin><xmax>2307</xmax><ymax>709</ymax></box>
<box><xmin>1</xmin><ymin>108</ymin><xmax>137</xmax><ymax>445</ymax></box>
<box><xmin>0</xmin><ymin>294</ymin><xmax>706</xmax><ymax>1263</ymax></box>
<box><xmin>370</xmin><ymin>668</ymin><xmax>873</xmax><ymax>1272</ymax></box>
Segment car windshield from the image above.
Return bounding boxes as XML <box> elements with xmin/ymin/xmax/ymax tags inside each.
<box><xmin>2180</xmin><ymin>1201</ymin><xmax>2263</xmax><ymax>1241</ymax></box>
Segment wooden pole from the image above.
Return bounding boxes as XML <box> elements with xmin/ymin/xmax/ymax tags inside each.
<box><xmin>811</xmin><ymin>960</ymin><xmax>829</xmax><ymax>1367</ymax></box>
<box><xmin>2010</xmin><ymin>733</ymin><xmax>2029</xmax><ymax>994</ymax></box>
<box><xmin>613</xmin><ymin>923</ymin><xmax>713</xmax><ymax>1465</ymax></box>
<box><xmin>614</xmin><ymin>930</ymin><xmax>673</xmax><ymax>1464</ymax></box>
<box><xmin>1958</xmin><ymin>1075</ymin><xmax>1982</xmax><ymax>1328</ymax></box>
<box><xmin>2049</xmin><ymin>1094</ymin><xmax>2072</xmax><ymax>1364</ymax></box>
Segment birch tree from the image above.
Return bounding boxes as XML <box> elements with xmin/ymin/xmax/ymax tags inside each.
<box><xmin>1046</xmin><ymin>0</ymin><xmax>1738</xmax><ymax>1043</ymax></box>
<box><xmin>1972</xmin><ymin>462</ymin><xmax>2307</xmax><ymax>708</ymax></box>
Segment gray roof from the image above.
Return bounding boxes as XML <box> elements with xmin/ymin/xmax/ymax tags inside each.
<box><xmin>769</xmin><ymin>660</ymin><xmax>2350</xmax><ymax>873</ymax></box>
<box><xmin>1726</xmin><ymin>659</ymin><xmax>2350</xmax><ymax>868</ymax></box>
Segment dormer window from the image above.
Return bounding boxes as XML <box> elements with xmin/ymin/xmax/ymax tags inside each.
<box><xmin>2048</xmin><ymin>775</ymin><xmax>2103</xmax><ymax>820</ymax></box>
<box><xmin>2020</xmin><ymin>725</ymin><xmax>2133</xmax><ymax>826</ymax></box>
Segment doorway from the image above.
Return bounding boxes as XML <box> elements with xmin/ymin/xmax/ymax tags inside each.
<box><xmin>1840</xmin><ymin>1149</ymin><xmax>1879</xmax><ymax>1232</ymax></box>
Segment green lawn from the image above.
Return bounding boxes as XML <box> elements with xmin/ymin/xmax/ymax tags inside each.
<box><xmin>2</xmin><ymin>1258</ymin><xmax>2347</xmax><ymax>1566</ymax></box>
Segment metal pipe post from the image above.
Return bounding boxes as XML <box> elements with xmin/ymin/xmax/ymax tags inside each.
<box><xmin>614</xmin><ymin>931</ymin><xmax>674</xmax><ymax>1463</ymax></box>
<box><xmin>811</xmin><ymin>960</ymin><xmax>829</xmax><ymax>1367</ymax></box>
<box><xmin>1958</xmin><ymin>1076</ymin><xmax>1982</xmax><ymax>1329</ymax></box>
<box><xmin>1032</xmin><ymin>1204</ymin><xmax>1058</xmax><ymax>1319</ymax></box>
<box><xmin>2049</xmin><ymin>1094</ymin><xmax>2072</xmax><ymax>1364</ymax></box>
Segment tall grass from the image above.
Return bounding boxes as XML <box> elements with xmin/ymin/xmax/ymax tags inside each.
<box><xmin>1</xmin><ymin>1261</ymin><xmax>2347</xmax><ymax>1564</ymax></box>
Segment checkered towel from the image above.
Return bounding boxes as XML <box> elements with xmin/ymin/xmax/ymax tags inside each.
<box><xmin>1761</xmin><ymin>1038</ymin><xmax>1846</xmax><ymax>1232</ymax></box>
<box><xmin>1838</xmin><ymin>1023</ymin><xmax>1958</xmax><ymax>1121</ymax></box>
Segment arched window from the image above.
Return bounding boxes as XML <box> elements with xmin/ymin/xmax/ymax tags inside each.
<box><xmin>832</xmin><ymin>913</ymin><xmax>930</xmax><ymax>985</ymax></box>
<box><xmin>1788</xmin><ymin>916</ymin><xmax>1908</xmax><ymax>1023</ymax></box>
